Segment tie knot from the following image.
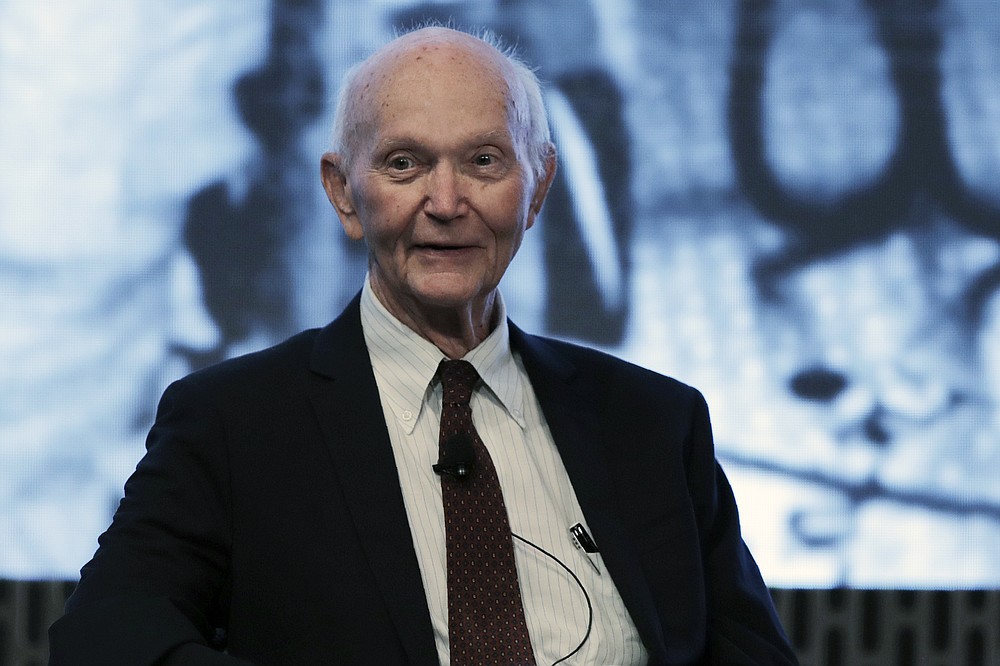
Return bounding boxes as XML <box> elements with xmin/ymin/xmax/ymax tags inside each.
<box><xmin>439</xmin><ymin>359</ymin><xmax>479</xmax><ymax>406</ymax></box>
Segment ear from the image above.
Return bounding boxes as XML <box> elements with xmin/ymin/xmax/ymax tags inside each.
<box><xmin>525</xmin><ymin>144</ymin><xmax>557</xmax><ymax>230</ymax></box>
<box><xmin>320</xmin><ymin>152</ymin><xmax>365</xmax><ymax>241</ymax></box>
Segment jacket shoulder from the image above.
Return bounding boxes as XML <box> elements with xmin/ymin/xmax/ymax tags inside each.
<box><xmin>513</xmin><ymin>328</ymin><xmax>701</xmax><ymax>405</ymax></box>
<box><xmin>171</xmin><ymin>328</ymin><xmax>323</xmax><ymax>401</ymax></box>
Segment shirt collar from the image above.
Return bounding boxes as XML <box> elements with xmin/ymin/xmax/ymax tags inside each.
<box><xmin>359</xmin><ymin>276</ymin><xmax>527</xmax><ymax>434</ymax></box>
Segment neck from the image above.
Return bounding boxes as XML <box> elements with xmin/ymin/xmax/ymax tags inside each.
<box><xmin>370</xmin><ymin>280</ymin><xmax>500</xmax><ymax>359</ymax></box>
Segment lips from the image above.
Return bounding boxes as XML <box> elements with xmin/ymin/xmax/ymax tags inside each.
<box><xmin>415</xmin><ymin>242</ymin><xmax>476</xmax><ymax>252</ymax></box>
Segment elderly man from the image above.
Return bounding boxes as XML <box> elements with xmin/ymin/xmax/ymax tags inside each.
<box><xmin>49</xmin><ymin>27</ymin><xmax>797</xmax><ymax>665</ymax></box>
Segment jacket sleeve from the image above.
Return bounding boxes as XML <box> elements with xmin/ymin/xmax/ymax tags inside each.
<box><xmin>685</xmin><ymin>391</ymin><xmax>799</xmax><ymax>665</ymax></box>
<box><xmin>48</xmin><ymin>378</ymin><xmax>247</xmax><ymax>665</ymax></box>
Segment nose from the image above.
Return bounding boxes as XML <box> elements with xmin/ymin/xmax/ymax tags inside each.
<box><xmin>423</xmin><ymin>163</ymin><xmax>466</xmax><ymax>221</ymax></box>
<box><xmin>168</xmin><ymin>248</ymin><xmax>222</xmax><ymax>353</ymax></box>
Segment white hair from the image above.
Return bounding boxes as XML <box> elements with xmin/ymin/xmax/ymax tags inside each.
<box><xmin>329</xmin><ymin>26</ymin><xmax>553</xmax><ymax>181</ymax></box>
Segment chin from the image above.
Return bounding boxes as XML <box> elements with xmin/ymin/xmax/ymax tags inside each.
<box><xmin>409</xmin><ymin>275</ymin><xmax>490</xmax><ymax>308</ymax></box>
<box><xmin>414</xmin><ymin>290</ymin><xmax>481</xmax><ymax>311</ymax></box>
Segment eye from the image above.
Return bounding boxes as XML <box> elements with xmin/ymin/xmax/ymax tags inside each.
<box><xmin>388</xmin><ymin>155</ymin><xmax>414</xmax><ymax>171</ymax></box>
<box><xmin>474</xmin><ymin>153</ymin><xmax>496</xmax><ymax>167</ymax></box>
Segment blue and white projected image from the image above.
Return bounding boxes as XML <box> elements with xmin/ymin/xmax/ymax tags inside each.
<box><xmin>1</xmin><ymin>0</ymin><xmax>998</xmax><ymax>588</ymax></box>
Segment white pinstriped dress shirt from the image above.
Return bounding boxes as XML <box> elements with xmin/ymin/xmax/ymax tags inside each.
<box><xmin>360</xmin><ymin>279</ymin><xmax>648</xmax><ymax>665</ymax></box>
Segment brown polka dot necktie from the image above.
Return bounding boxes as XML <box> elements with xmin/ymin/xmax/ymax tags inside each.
<box><xmin>437</xmin><ymin>359</ymin><xmax>536</xmax><ymax>666</ymax></box>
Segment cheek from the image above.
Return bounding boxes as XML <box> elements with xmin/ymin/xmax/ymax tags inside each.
<box><xmin>359</xmin><ymin>196</ymin><xmax>412</xmax><ymax>248</ymax></box>
<box><xmin>491</xmin><ymin>183</ymin><xmax>533</xmax><ymax>228</ymax></box>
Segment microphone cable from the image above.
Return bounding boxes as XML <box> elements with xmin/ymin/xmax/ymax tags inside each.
<box><xmin>432</xmin><ymin>441</ymin><xmax>593</xmax><ymax>662</ymax></box>
<box><xmin>511</xmin><ymin>532</ymin><xmax>594</xmax><ymax>665</ymax></box>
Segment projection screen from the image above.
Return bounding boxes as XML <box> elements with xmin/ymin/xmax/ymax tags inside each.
<box><xmin>1</xmin><ymin>0</ymin><xmax>998</xmax><ymax>587</ymax></box>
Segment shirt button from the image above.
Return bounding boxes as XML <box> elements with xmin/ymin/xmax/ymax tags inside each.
<box><xmin>512</xmin><ymin>409</ymin><xmax>523</xmax><ymax>419</ymax></box>
<box><xmin>401</xmin><ymin>410</ymin><xmax>413</xmax><ymax>421</ymax></box>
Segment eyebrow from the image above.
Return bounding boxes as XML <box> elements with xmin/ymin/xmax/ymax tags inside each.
<box><xmin>373</xmin><ymin>129</ymin><xmax>515</xmax><ymax>155</ymax></box>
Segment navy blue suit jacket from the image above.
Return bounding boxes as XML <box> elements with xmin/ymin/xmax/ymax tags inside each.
<box><xmin>50</xmin><ymin>295</ymin><xmax>797</xmax><ymax>665</ymax></box>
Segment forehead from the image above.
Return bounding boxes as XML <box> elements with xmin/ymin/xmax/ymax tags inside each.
<box><xmin>355</xmin><ymin>33</ymin><xmax>516</xmax><ymax>145</ymax></box>
<box><xmin>369</xmin><ymin>30</ymin><xmax>510</xmax><ymax>88</ymax></box>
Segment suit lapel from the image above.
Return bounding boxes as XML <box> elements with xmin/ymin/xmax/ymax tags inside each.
<box><xmin>307</xmin><ymin>295</ymin><xmax>438</xmax><ymax>665</ymax></box>
<box><xmin>510</xmin><ymin>324</ymin><xmax>668</xmax><ymax>662</ymax></box>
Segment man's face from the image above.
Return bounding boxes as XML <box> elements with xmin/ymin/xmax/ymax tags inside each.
<box><xmin>324</xmin><ymin>36</ymin><xmax>551</xmax><ymax>320</ymax></box>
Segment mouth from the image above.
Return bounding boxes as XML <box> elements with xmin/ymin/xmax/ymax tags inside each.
<box><xmin>414</xmin><ymin>243</ymin><xmax>477</xmax><ymax>254</ymax></box>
